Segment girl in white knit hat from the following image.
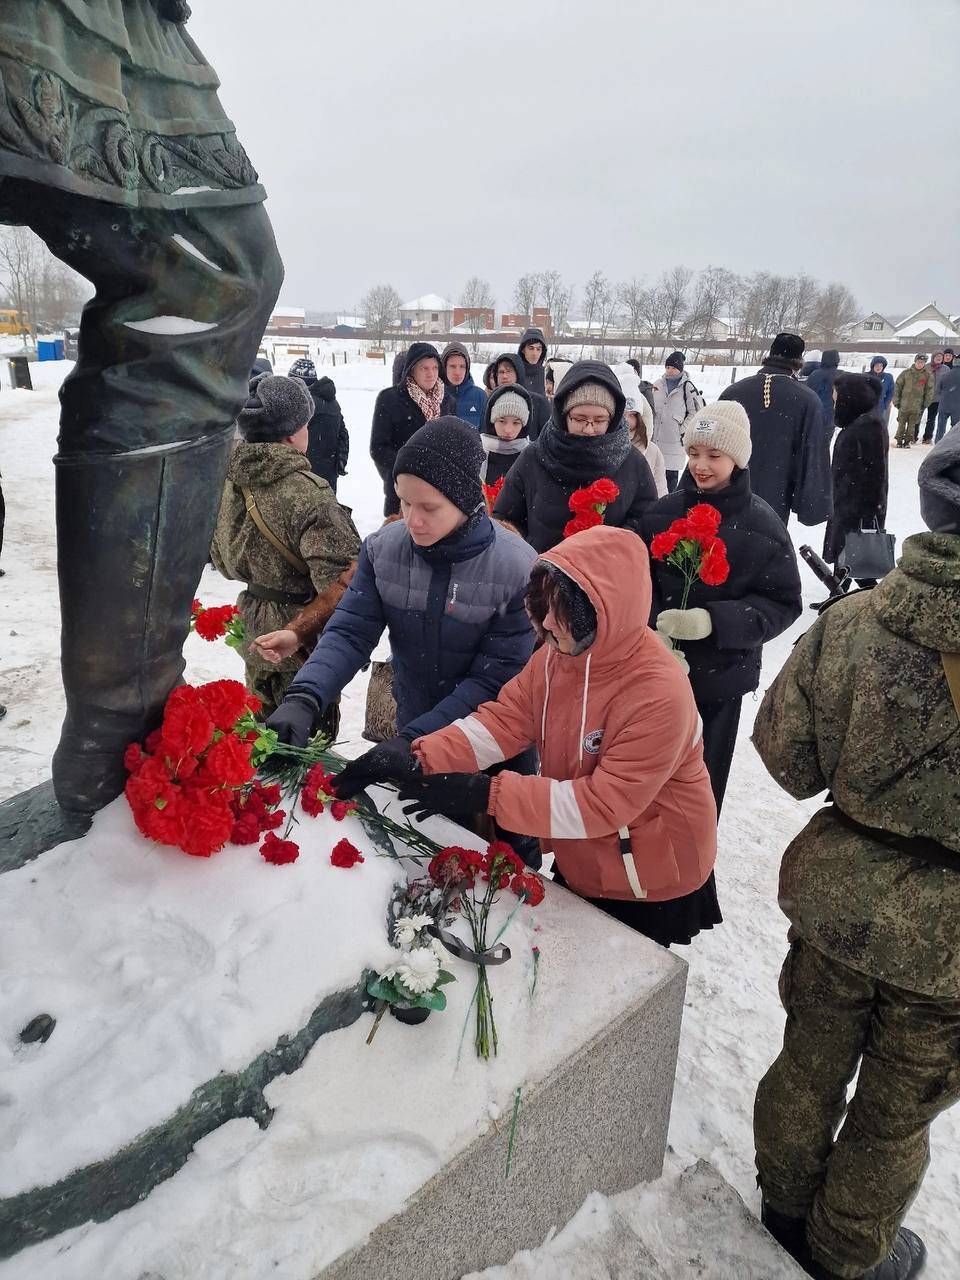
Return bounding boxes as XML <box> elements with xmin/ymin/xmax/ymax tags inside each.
<box><xmin>641</xmin><ymin>401</ymin><xmax>803</xmax><ymax>812</ymax></box>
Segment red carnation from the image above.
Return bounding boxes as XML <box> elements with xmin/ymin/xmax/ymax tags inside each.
<box><xmin>563</xmin><ymin>511</ymin><xmax>601</xmax><ymax>539</ymax></box>
<box><xmin>196</xmin><ymin>679</ymin><xmax>251</xmax><ymax>732</ymax></box>
<box><xmin>483</xmin><ymin>841</ymin><xmax>525</xmax><ymax>888</ymax></box>
<box><xmin>301</xmin><ymin>787</ymin><xmax>326</xmax><ymax>817</ymax></box>
<box><xmin>568</xmin><ymin>487</ymin><xmax>600</xmax><ymax>514</ymax></box>
<box><xmin>194</xmin><ymin>604</ymin><xmax>239</xmax><ymax>642</ymax></box>
<box><xmin>429</xmin><ymin>845</ymin><xmax>483</xmax><ymax>888</ymax></box>
<box><xmin>124</xmin><ymin>742</ymin><xmax>144</xmax><ymax>773</ymax></box>
<box><xmin>511</xmin><ymin>870</ymin><xmax>546</xmax><ymax>906</ymax></box>
<box><xmin>261</xmin><ymin>831</ymin><xmax>301</xmax><ymax>865</ymax></box>
<box><xmin>331</xmin><ymin>799</ymin><xmax>356</xmax><ymax>822</ymax></box>
<box><xmin>178</xmin><ymin>789</ymin><xmax>234</xmax><ymax>858</ymax></box>
<box><xmin>685</xmin><ymin>503</ymin><xmax>722</xmax><ymax>537</ymax></box>
<box><xmin>200</xmin><ymin>733</ymin><xmax>256</xmax><ymax>788</ymax></box>
<box><xmin>650</xmin><ymin>529</ymin><xmax>681</xmax><ymax>560</ymax></box>
<box><xmin>191</xmin><ymin>599</ymin><xmax>203</xmax><ymax>617</ymax></box>
<box><xmin>253</xmin><ymin>781</ymin><xmax>281</xmax><ymax>808</ymax></box>
<box><xmin>330</xmin><ymin>839</ymin><xmax>364</xmax><ymax>868</ymax></box>
<box><xmin>159</xmin><ymin>697</ymin><xmax>215</xmax><ymax>765</ymax></box>
<box><xmin>145</xmin><ymin>727</ymin><xmax>163</xmax><ymax>754</ymax></box>
<box><xmin>587</xmin><ymin>478</ymin><xmax>620</xmax><ymax>505</ymax></box>
<box><xmin>230</xmin><ymin>811</ymin><xmax>263</xmax><ymax>845</ymax></box>
<box><xmin>699</xmin><ymin>539</ymin><xmax>730</xmax><ymax>586</ymax></box>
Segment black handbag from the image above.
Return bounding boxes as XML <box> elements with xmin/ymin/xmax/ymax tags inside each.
<box><xmin>839</xmin><ymin>522</ymin><xmax>897</xmax><ymax>581</ymax></box>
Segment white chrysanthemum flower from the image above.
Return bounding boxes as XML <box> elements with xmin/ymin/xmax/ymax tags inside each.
<box><xmin>394</xmin><ymin>913</ymin><xmax>434</xmax><ymax>946</ymax></box>
<box><xmin>431</xmin><ymin>937</ymin><xmax>448</xmax><ymax>961</ymax></box>
<box><xmin>396</xmin><ymin>946</ymin><xmax>440</xmax><ymax>994</ymax></box>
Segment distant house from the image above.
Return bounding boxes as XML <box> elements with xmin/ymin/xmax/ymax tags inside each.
<box><xmin>848</xmin><ymin>311</ymin><xmax>896</xmax><ymax>339</ymax></box>
<box><xmin>893</xmin><ymin>303</ymin><xmax>959</xmax><ymax>346</ymax></box>
<box><xmin>335</xmin><ymin>314</ymin><xmax>365</xmax><ymax>330</ymax></box>
<box><xmin>500</xmin><ymin>307</ymin><xmax>554</xmax><ymax>338</ymax></box>
<box><xmin>270</xmin><ymin>305</ymin><xmax>306</xmax><ymax>329</ymax></box>
<box><xmin>453</xmin><ymin>306</ymin><xmax>496</xmax><ymax>331</ymax></box>
<box><xmin>399</xmin><ymin>294</ymin><xmax>455</xmax><ymax>335</ymax></box>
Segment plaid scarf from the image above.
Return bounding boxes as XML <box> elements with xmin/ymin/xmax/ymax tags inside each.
<box><xmin>406</xmin><ymin>376</ymin><xmax>445</xmax><ymax>421</ymax></box>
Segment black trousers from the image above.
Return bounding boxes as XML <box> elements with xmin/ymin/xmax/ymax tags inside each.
<box><xmin>921</xmin><ymin>401</ymin><xmax>940</xmax><ymax>442</ymax></box>
<box><xmin>665</xmin><ymin>469</ymin><xmax>680</xmax><ymax>492</ymax></box>
<box><xmin>1</xmin><ymin>177</ymin><xmax>283</xmax><ymax>810</ymax></box>
<box><xmin>699</xmin><ymin>696</ymin><xmax>743</xmax><ymax>816</ymax></box>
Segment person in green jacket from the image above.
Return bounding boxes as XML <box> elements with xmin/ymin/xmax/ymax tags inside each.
<box><xmin>893</xmin><ymin>355</ymin><xmax>936</xmax><ymax>448</ymax></box>
<box><xmin>751</xmin><ymin>424</ymin><xmax>960</xmax><ymax>1280</ymax></box>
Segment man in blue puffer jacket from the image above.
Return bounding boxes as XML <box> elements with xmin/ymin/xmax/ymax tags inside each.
<box><xmin>441</xmin><ymin>341</ymin><xmax>487</xmax><ymax>430</ymax></box>
<box><xmin>267</xmin><ymin>415</ymin><xmax>536</xmax><ymax>749</ymax></box>
<box><xmin>869</xmin><ymin>355</ymin><xmax>895</xmax><ymax>424</ymax></box>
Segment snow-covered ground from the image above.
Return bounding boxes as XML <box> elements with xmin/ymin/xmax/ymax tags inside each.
<box><xmin>1</xmin><ymin>361</ymin><xmax>957</xmax><ymax>1276</ymax></box>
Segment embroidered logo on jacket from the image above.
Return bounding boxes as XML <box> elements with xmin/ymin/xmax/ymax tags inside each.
<box><xmin>583</xmin><ymin>729</ymin><xmax>604</xmax><ymax>755</ymax></box>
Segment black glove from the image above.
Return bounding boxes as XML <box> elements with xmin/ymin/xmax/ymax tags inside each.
<box><xmin>265</xmin><ymin>692</ymin><xmax>321</xmax><ymax>747</ymax></box>
<box><xmin>397</xmin><ymin>772</ymin><xmax>491</xmax><ymax>824</ymax></box>
<box><xmin>333</xmin><ymin>736</ymin><xmax>418</xmax><ymax>799</ymax></box>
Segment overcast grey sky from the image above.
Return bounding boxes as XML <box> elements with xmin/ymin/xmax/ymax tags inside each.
<box><xmin>191</xmin><ymin>0</ymin><xmax>960</xmax><ymax>318</ymax></box>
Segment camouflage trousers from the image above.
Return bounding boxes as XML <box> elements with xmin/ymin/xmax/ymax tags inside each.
<box><xmin>895</xmin><ymin>411</ymin><xmax>922</xmax><ymax>445</ymax></box>
<box><xmin>755</xmin><ymin>939</ymin><xmax>960</xmax><ymax>1277</ymax></box>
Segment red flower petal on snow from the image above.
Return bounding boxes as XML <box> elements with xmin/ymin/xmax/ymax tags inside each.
<box><xmin>330</xmin><ymin>839</ymin><xmax>364</xmax><ymax>868</ymax></box>
<box><xmin>261</xmin><ymin>831</ymin><xmax>301</xmax><ymax>865</ymax></box>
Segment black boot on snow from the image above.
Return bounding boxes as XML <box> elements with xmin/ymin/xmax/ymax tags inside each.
<box><xmin>808</xmin><ymin>1227</ymin><xmax>926</xmax><ymax>1279</ymax></box>
<box><xmin>761</xmin><ymin>1202</ymin><xmax>811</xmax><ymax>1267</ymax></box>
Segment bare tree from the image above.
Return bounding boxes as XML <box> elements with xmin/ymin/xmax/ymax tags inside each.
<box><xmin>618</xmin><ymin>277</ymin><xmax>649</xmax><ymax>352</ymax></box>
<box><xmin>0</xmin><ymin>225</ymin><xmax>44</xmax><ymax>345</ymax></box>
<box><xmin>512</xmin><ymin>272</ymin><xmax>540</xmax><ymax>321</ymax></box>
<box><xmin>459</xmin><ymin>276</ymin><xmax>496</xmax><ymax>353</ymax></box>
<box><xmin>810</xmin><ymin>282</ymin><xmax>859</xmax><ymax>345</ymax></box>
<box><xmin>539</xmin><ymin>269</ymin><xmax>574</xmax><ymax>339</ymax></box>
<box><xmin>361</xmin><ymin>283</ymin><xmax>401</xmax><ymax>345</ymax></box>
<box><xmin>580</xmin><ymin>271</ymin><xmax>612</xmax><ymax>356</ymax></box>
<box><xmin>787</xmin><ymin>273</ymin><xmax>820</xmax><ymax>335</ymax></box>
<box><xmin>686</xmin><ymin>266</ymin><xmax>740</xmax><ymax>341</ymax></box>
<box><xmin>659</xmin><ymin>265</ymin><xmax>693</xmax><ymax>343</ymax></box>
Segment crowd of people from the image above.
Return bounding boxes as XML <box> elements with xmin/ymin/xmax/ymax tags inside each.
<box><xmin>203</xmin><ymin>326</ymin><xmax>960</xmax><ymax>1280</ymax></box>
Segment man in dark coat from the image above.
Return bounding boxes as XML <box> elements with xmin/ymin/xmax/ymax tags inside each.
<box><xmin>822</xmin><ymin>374</ymin><xmax>888</xmax><ymax>589</ymax></box>
<box><xmin>493</xmin><ymin>352</ymin><xmax>551</xmax><ymax>439</ymax></box>
<box><xmin>719</xmin><ymin>333</ymin><xmax>831</xmax><ymax>526</ymax></box>
<box><xmin>0</xmin><ymin>0</ymin><xmax>282</xmax><ymax>813</ymax></box>
<box><xmin>936</xmin><ymin>361</ymin><xmax>960</xmax><ymax>443</ymax></box>
<box><xmin>806</xmin><ymin>350</ymin><xmax>841</xmax><ymax>437</ymax></box>
<box><xmin>869</xmin><ymin>356</ymin><xmax>895</xmax><ymax>422</ymax></box>
<box><xmin>493</xmin><ymin>361</ymin><xmax>657</xmax><ymax>553</ymax></box>
<box><xmin>517</xmin><ymin>326</ymin><xmax>548</xmax><ymax>396</ymax></box>
<box><xmin>370</xmin><ymin>343</ymin><xmax>455</xmax><ymax>517</ymax></box>
<box><xmin>289</xmin><ymin>358</ymin><xmax>349</xmax><ymax>492</ymax></box>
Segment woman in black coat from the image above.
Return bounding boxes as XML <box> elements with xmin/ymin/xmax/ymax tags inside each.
<box><xmin>493</xmin><ymin>361</ymin><xmax>657</xmax><ymax>553</ymax></box>
<box><xmin>822</xmin><ymin>373</ymin><xmax>889</xmax><ymax>588</ymax></box>
<box><xmin>641</xmin><ymin>400</ymin><xmax>803</xmax><ymax>818</ymax></box>
<box><xmin>370</xmin><ymin>343</ymin><xmax>456</xmax><ymax>516</ymax></box>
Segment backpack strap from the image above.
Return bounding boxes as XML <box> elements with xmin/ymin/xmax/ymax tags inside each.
<box><xmin>240</xmin><ymin>485</ymin><xmax>310</xmax><ymax>577</ymax></box>
<box><xmin>943</xmin><ymin>652</ymin><xmax>960</xmax><ymax>721</ymax></box>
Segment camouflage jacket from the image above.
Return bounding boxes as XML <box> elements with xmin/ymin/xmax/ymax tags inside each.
<box><xmin>753</xmin><ymin>533</ymin><xmax>960</xmax><ymax>997</ymax></box>
<box><xmin>210</xmin><ymin>442</ymin><xmax>360</xmax><ymax>681</ymax></box>
<box><xmin>892</xmin><ymin>365</ymin><xmax>935</xmax><ymax>416</ymax></box>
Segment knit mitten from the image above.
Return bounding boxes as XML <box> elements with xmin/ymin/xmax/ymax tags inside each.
<box><xmin>656</xmin><ymin>607</ymin><xmax>713</xmax><ymax>641</ymax></box>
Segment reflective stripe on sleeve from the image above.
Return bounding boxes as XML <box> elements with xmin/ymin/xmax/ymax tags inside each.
<box><xmin>450</xmin><ymin>716</ymin><xmax>505</xmax><ymax>771</ymax></box>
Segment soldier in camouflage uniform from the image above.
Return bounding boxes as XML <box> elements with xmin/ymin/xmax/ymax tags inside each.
<box><xmin>751</xmin><ymin>425</ymin><xmax>960</xmax><ymax>1279</ymax></box>
<box><xmin>893</xmin><ymin>356</ymin><xmax>936</xmax><ymax>448</ymax></box>
<box><xmin>210</xmin><ymin>376</ymin><xmax>360</xmax><ymax>722</ymax></box>
<box><xmin>0</xmin><ymin>0</ymin><xmax>282</xmax><ymax>813</ymax></box>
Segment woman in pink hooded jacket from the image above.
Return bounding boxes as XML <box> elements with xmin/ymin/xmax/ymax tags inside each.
<box><xmin>397</xmin><ymin>524</ymin><xmax>719</xmax><ymax>946</ymax></box>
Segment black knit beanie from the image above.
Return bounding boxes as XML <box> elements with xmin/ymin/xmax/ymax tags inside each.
<box><xmin>237</xmin><ymin>374</ymin><xmax>314</xmax><ymax>442</ymax></box>
<box><xmin>665</xmin><ymin>351</ymin><xmax>685</xmax><ymax>372</ymax></box>
<box><xmin>769</xmin><ymin>332</ymin><xmax>805</xmax><ymax>361</ymax></box>
<box><xmin>393</xmin><ymin>416</ymin><xmax>485</xmax><ymax>514</ymax></box>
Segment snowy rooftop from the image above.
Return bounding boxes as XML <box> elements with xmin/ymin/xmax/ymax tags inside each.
<box><xmin>895</xmin><ymin>318</ymin><xmax>960</xmax><ymax>339</ymax></box>
<box><xmin>271</xmin><ymin>305</ymin><xmax>306</xmax><ymax>319</ymax></box>
<box><xmin>400</xmin><ymin>293</ymin><xmax>455</xmax><ymax>312</ymax></box>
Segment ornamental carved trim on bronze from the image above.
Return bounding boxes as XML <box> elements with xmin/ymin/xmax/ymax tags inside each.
<box><xmin>0</xmin><ymin>65</ymin><xmax>258</xmax><ymax>198</ymax></box>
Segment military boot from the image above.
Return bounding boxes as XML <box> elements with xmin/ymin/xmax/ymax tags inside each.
<box><xmin>52</xmin><ymin>429</ymin><xmax>233</xmax><ymax>813</ymax></box>
<box><xmin>761</xmin><ymin>1202</ymin><xmax>811</xmax><ymax>1268</ymax></box>
<box><xmin>808</xmin><ymin>1227</ymin><xmax>926</xmax><ymax>1280</ymax></box>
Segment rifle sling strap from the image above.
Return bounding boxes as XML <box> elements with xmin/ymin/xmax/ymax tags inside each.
<box><xmin>240</xmin><ymin>485</ymin><xmax>310</xmax><ymax>577</ymax></box>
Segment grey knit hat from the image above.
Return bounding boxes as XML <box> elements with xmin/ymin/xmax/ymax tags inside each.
<box><xmin>682</xmin><ymin>401</ymin><xmax>752</xmax><ymax>469</ymax></box>
<box><xmin>918</xmin><ymin>423</ymin><xmax>960</xmax><ymax>533</ymax></box>
<box><xmin>562</xmin><ymin>382</ymin><xmax>617</xmax><ymax>418</ymax></box>
<box><xmin>491</xmin><ymin>390</ymin><xmax>530</xmax><ymax>426</ymax></box>
<box><xmin>237</xmin><ymin>374</ymin><xmax>314</xmax><ymax>443</ymax></box>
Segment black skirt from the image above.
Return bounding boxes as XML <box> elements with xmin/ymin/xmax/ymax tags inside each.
<box><xmin>553</xmin><ymin>869</ymin><xmax>723</xmax><ymax>948</ymax></box>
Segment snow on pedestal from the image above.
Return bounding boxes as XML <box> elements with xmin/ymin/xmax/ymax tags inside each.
<box><xmin>1</xmin><ymin>793</ymin><xmax>687</xmax><ymax>1280</ymax></box>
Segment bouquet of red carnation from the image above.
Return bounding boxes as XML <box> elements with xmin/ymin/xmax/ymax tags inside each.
<box><xmin>124</xmin><ymin>680</ymin><xmax>263</xmax><ymax>858</ymax></box>
<box><xmin>649</xmin><ymin>503</ymin><xmax>730</xmax><ymax>655</ymax></box>
<box><xmin>429</xmin><ymin>841</ymin><xmax>544</xmax><ymax>1059</ymax></box>
<box><xmin>482</xmin><ymin>475</ymin><xmax>505</xmax><ymax>514</ymax></box>
<box><xmin>191</xmin><ymin>599</ymin><xmax>245</xmax><ymax>651</ymax></box>
<box><xmin>563</xmin><ymin>478</ymin><xmax>620</xmax><ymax>538</ymax></box>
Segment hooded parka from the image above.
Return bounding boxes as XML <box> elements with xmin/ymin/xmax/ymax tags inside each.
<box><xmin>493</xmin><ymin>361</ymin><xmax>657</xmax><ymax>552</ymax></box>
<box><xmin>441</xmin><ymin>341</ymin><xmax>487</xmax><ymax>430</ymax></box>
<box><xmin>517</xmin><ymin>326</ymin><xmax>548</xmax><ymax>397</ymax></box>
<box><xmin>370</xmin><ymin>343</ymin><xmax>456</xmax><ymax>515</ymax></box>
<box><xmin>414</xmin><ymin>525</ymin><xmax>718</xmax><ymax>904</ymax></box>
